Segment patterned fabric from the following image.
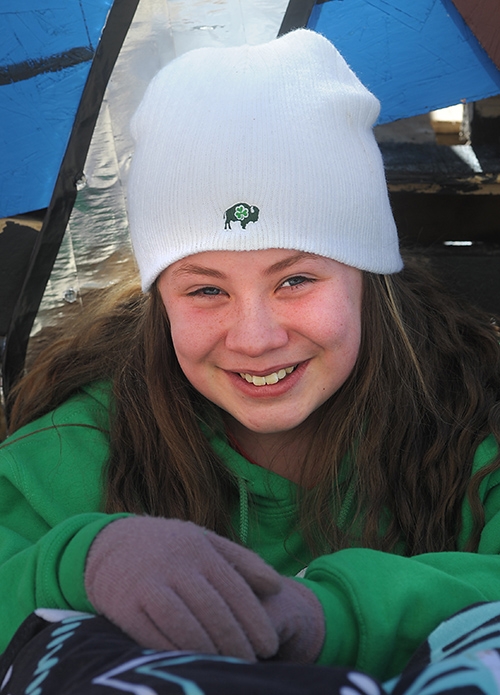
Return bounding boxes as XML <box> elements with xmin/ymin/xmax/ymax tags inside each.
<box><xmin>0</xmin><ymin>611</ymin><xmax>383</xmax><ymax>695</ymax></box>
<box><xmin>2</xmin><ymin>603</ymin><xmax>500</xmax><ymax>694</ymax></box>
<box><xmin>386</xmin><ymin>602</ymin><xmax>500</xmax><ymax>695</ymax></box>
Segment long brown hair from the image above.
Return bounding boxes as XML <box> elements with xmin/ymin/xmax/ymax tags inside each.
<box><xmin>7</xmin><ymin>257</ymin><xmax>500</xmax><ymax>556</ymax></box>
<box><xmin>298</xmin><ymin>262</ymin><xmax>500</xmax><ymax>555</ymax></box>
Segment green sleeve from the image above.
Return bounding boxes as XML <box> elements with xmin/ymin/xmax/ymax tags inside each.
<box><xmin>296</xmin><ymin>435</ymin><xmax>500</xmax><ymax>682</ymax></box>
<box><xmin>298</xmin><ymin>548</ymin><xmax>500</xmax><ymax>681</ymax></box>
<box><xmin>0</xmin><ymin>386</ymin><xmax>130</xmax><ymax>652</ymax></box>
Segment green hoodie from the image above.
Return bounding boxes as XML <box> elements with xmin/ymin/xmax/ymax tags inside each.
<box><xmin>0</xmin><ymin>381</ymin><xmax>499</xmax><ymax>681</ymax></box>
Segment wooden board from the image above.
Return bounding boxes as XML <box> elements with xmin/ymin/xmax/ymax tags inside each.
<box><xmin>451</xmin><ymin>0</ymin><xmax>500</xmax><ymax>71</ymax></box>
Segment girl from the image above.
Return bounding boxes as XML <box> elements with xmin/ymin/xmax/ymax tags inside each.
<box><xmin>1</xmin><ymin>29</ymin><xmax>500</xmax><ymax>695</ymax></box>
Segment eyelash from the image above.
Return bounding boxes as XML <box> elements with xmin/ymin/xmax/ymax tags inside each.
<box><xmin>188</xmin><ymin>286</ymin><xmax>223</xmax><ymax>297</ymax></box>
<box><xmin>280</xmin><ymin>275</ymin><xmax>315</xmax><ymax>289</ymax></box>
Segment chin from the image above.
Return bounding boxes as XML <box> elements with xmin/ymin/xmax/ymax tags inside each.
<box><xmin>234</xmin><ymin>414</ymin><xmax>309</xmax><ymax>435</ymax></box>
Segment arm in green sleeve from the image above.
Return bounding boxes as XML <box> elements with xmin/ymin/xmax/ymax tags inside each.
<box><xmin>0</xmin><ymin>505</ymin><xmax>128</xmax><ymax>652</ymax></box>
<box><xmin>298</xmin><ymin>547</ymin><xmax>500</xmax><ymax>682</ymax></box>
<box><xmin>0</xmin><ymin>387</ymin><xmax>130</xmax><ymax>652</ymax></box>
<box><xmin>296</xmin><ymin>435</ymin><xmax>500</xmax><ymax>682</ymax></box>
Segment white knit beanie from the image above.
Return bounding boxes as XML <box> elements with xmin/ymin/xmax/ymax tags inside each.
<box><xmin>128</xmin><ymin>29</ymin><xmax>402</xmax><ymax>291</ymax></box>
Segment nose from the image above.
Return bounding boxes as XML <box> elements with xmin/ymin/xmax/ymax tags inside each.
<box><xmin>224</xmin><ymin>297</ymin><xmax>289</xmax><ymax>357</ymax></box>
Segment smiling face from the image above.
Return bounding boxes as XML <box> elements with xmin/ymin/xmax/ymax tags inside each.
<box><xmin>158</xmin><ymin>249</ymin><xmax>362</xmax><ymax>440</ymax></box>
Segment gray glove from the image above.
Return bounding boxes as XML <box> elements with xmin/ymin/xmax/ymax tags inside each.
<box><xmin>263</xmin><ymin>576</ymin><xmax>325</xmax><ymax>663</ymax></box>
<box><xmin>85</xmin><ymin>516</ymin><xmax>282</xmax><ymax>660</ymax></box>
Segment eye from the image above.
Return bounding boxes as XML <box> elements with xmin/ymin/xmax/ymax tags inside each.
<box><xmin>280</xmin><ymin>275</ymin><xmax>315</xmax><ymax>289</ymax></box>
<box><xmin>188</xmin><ymin>286</ymin><xmax>223</xmax><ymax>297</ymax></box>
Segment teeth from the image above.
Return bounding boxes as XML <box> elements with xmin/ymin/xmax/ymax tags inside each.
<box><xmin>239</xmin><ymin>365</ymin><xmax>296</xmax><ymax>386</ymax></box>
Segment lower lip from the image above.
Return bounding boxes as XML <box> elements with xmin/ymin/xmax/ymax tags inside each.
<box><xmin>226</xmin><ymin>361</ymin><xmax>309</xmax><ymax>398</ymax></box>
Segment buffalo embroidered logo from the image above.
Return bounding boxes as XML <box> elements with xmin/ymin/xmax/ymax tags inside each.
<box><xmin>224</xmin><ymin>203</ymin><xmax>259</xmax><ymax>230</ymax></box>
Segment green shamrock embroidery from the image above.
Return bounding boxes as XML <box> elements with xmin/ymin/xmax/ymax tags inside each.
<box><xmin>235</xmin><ymin>205</ymin><xmax>249</xmax><ymax>221</ymax></box>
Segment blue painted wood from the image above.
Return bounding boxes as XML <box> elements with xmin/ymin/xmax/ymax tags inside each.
<box><xmin>307</xmin><ymin>0</ymin><xmax>500</xmax><ymax>123</ymax></box>
<box><xmin>0</xmin><ymin>0</ymin><xmax>113</xmax><ymax>218</ymax></box>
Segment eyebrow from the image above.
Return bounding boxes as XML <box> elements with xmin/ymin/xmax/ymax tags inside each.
<box><xmin>171</xmin><ymin>264</ymin><xmax>227</xmax><ymax>280</ymax></box>
<box><xmin>171</xmin><ymin>252</ymin><xmax>315</xmax><ymax>280</ymax></box>
<box><xmin>263</xmin><ymin>252</ymin><xmax>315</xmax><ymax>276</ymax></box>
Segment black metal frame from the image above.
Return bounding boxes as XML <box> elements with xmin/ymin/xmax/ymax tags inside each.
<box><xmin>278</xmin><ymin>0</ymin><xmax>316</xmax><ymax>35</ymax></box>
<box><xmin>1</xmin><ymin>0</ymin><xmax>140</xmax><ymax>401</ymax></box>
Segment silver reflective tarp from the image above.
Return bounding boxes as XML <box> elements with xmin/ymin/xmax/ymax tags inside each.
<box><xmin>33</xmin><ymin>0</ymin><xmax>288</xmax><ymax>336</ymax></box>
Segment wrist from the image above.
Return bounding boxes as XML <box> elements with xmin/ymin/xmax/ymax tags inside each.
<box><xmin>295</xmin><ymin>576</ymin><xmax>357</xmax><ymax>667</ymax></box>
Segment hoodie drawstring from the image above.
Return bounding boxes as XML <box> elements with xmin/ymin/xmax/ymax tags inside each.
<box><xmin>238</xmin><ymin>477</ymin><xmax>250</xmax><ymax>546</ymax></box>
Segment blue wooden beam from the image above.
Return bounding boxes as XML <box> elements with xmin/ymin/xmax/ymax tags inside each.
<box><xmin>0</xmin><ymin>0</ymin><xmax>113</xmax><ymax>218</ymax></box>
<box><xmin>307</xmin><ymin>0</ymin><xmax>500</xmax><ymax>123</ymax></box>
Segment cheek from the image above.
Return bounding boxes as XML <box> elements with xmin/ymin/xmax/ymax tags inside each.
<box><xmin>342</xmin><ymin>306</ymin><xmax>362</xmax><ymax>361</ymax></box>
<box><xmin>341</xmin><ymin>321</ymin><xmax>362</xmax><ymax>371</ymax></box>
<box><xmin>168</xmin><ymin>321</ymin><xmax>210</xmax><ymax>392</ymax></box>
<box><xmin>168</xmin><ymin>309</ymin><xmax>220</xmax><ymax>367</ymax></box>
<box><xmin>324</xmin><ymin>319</ymin><xmax>361</xmax><ymax>370</ymax></box>
<box><xmin>320</xmin><ymin>294</ymin><xmax>362</xmax><ymax>368</ymax></box>
<box><xmin>158</xmin><ymin>282</ymin><xmax>218</xmax><ymax>377</ymax></box>
<box><xmin>169</xmin><ymin>318</ymin><xmax>199</xmax><ymax>364</ymax></box>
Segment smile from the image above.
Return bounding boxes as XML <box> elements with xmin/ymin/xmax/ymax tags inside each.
<box><xmin>238</xmin><ymin>365</ymin><xmax>296</xmax><ymax>386</ymax></box>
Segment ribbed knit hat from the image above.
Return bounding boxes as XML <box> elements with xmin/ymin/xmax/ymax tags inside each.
<box><xmin>128</xmin><ymin>29</ymin><xmax>402</xmax><ymax>291</ymax></box>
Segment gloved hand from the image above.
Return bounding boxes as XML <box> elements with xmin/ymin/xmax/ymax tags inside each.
<box><xmin>262</xmin><ymin>576</ymin><xmax>325</xmax><ymax>663</ymax></box>
<box><xmin>84</xmin><ymin>516</ymin><xmax>282</xmax><ymax>660</ymax></box>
